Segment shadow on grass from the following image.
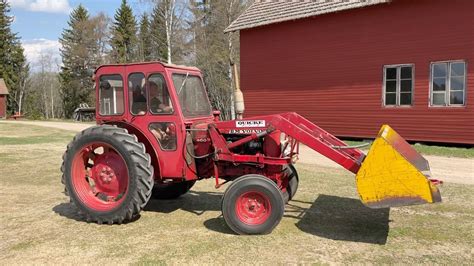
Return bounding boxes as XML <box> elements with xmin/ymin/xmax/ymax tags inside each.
<box><xmin>203</xmin><ymin>217</ymin><xmax>236</xmax><ymax>235</ymax></box>
<box><xmin>53</xmin><ymin>193</ymin><xmax>389</xmax><ymax>243</ymax></box>
<box><xmin>146</xmin><ymin>191</ymin><xmax>235</xmax><ymax>234</ymax></box>
<box><xmin>293</xmin><ymin>195</ymin><xmax>390</xmax><ymax>245</ymax></box>
<box><xmin>53</xmin><ymin>191</ymin><xmax>221</xmax><ymax>224</ymax></box>
<box><xmin>53</xmin><ymin>202</ymin><xmax>140</xmax><ymax>224</ymax></box>
<box><xmin>145</xmin><ymin>191</ymin><xmax>223</xmax><ymax>215</ymax></box>
<box><xmin>53</xmin><ymin>203</ymin><xmax>84</xmax><ymax>222</ymax></box>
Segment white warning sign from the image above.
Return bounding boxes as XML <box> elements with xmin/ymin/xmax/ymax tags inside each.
<box><xmin>236</xmin><ymin>120</ymin><xmax>266</xmax><ymax>128</ymax></box>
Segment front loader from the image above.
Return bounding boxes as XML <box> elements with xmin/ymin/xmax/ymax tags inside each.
<box><xmin>61</xmin><ymin>62</ymin><xmax>441</xmax><ymax>234</ymax></box>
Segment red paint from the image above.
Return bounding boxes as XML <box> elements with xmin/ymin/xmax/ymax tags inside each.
<box><xmin>71</xmin><ymin>142</ymin><xmax>129</xmax><ymax>211</ymax></box>
<box><xmin>94</xmin><ymin>62</ymin><xmax>365</xmax><ymax>196</ymax></box>
<box><xmin>235</xmin><ymin>191</ymin><xmax>271</xmax><ymax>225</ymax></box>
<box><xmin>0</xmin><ymin>95</ymin><xmax>6</xmax><ymax>118</ymax></box>
<box><xmin>239</xmin><ymin>0</ymin><xmax>474</xmax><ymax>144</ymax></box>
<box><xmin>95</xmin><ymin>62</ymin><xmax>215</xmax><ymax>181</ymax></box>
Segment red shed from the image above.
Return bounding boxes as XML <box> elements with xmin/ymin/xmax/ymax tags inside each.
<box><xmin>0</xmin><ymin>79</ymin><xmax>8</xmax><ymax>119</ymax></box>
<box><xmin>226</xmin><ymin>0</ymin><xmax>474</xmax><ymax>145</ymax></box>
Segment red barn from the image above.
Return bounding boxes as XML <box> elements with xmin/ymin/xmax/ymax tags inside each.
<box><xmin>226</xmin><ymin>0</ymin><xmax>473</xmax><ymax>145</ymax></box>
<box><xmin>0</xmin><ymin>79</ymin><xmax>8</xmax><ymax>118</ymax></box>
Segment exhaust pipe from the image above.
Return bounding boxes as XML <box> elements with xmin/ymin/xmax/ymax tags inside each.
<box><xmin>231</xmin><ymin>62</ymin><xmax>245</xmax><ymax>120</ymax></box>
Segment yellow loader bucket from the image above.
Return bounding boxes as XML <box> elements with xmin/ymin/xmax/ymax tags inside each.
<box><xmin>356</xmin><ymin>125</ymin><xmax>442</xmax><ymax>209</ymax></box>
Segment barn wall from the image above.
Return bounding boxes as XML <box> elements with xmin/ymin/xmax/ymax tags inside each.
<box><xmin>0</xmin><ymin>95</ymin><xmax>5</xmax><ymax>118</ymax></box>
<box><xmin>240</xmin><ymin>0</ymin><xmax>474</xmax><ymax>144</ymax></box>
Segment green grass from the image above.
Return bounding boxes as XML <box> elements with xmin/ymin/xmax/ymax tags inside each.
<box><xmin>0</xmin><ymin>124</ymin><xmax>473</xmax><ymax>264</ymax></box>
<box><xmin>342</xmin><ymin>139</ymin><xmax>474</xmax><ymax>158</ymax></box>
<box><xmin>411</xmin><ymin>143</ymin><xmax>474</xmax><ymax>158</ymax></box>
<box><xmin>0</xmin><ymin>124</ymin><xmax>75</xmax><ymax>145</ymax></box>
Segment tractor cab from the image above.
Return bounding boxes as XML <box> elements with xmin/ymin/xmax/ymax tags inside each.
<box><xmin>94</xmin><ymin>62</ymin><xmax>214</xmax><ymax>181</ymax></box>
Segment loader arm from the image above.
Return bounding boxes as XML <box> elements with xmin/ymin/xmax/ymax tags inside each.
<box><xmin>267</xmin><ymin>112</ymin><xmax>365</xmax><ymax>173</ymax></box>
<box><xmin>213</xmin><ymin>112</ymin><xmax>442</xmax><ymax>209</ymax></box>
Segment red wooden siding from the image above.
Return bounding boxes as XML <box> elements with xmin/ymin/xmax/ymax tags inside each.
<box><xmin>239</xmin><ymin>0</ymin><xmax>474</xmax><ymax>144</ymax></box>
<box><xmin>0</xmin><ymin>95</ymin><xmax>6</xmax><ymax>118</ymax></box>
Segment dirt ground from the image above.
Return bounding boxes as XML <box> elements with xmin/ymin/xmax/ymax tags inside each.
<box><xmin>1</xmin><ymin>120</ymin><xmax>472</xmax><ymax>185</ymax></box>
<box><xmin>0</xmin><ymin>122</ymin><xmax>473</xmax><ymax>264</ymax></box>
<box><xmin>0</xmin><ymin>120</ymin><xmax>94</xmax><ymax>132</ymax></box>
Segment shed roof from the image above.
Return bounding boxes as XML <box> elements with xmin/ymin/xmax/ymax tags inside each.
<box><xmin>0</xmin><ymin>79</ymin><xmax>9</xmax><ymax>95</ymax></box>
<box><xmin>225</xmin><ymin>0</ymin><xmax>391</xmax><ymax>33</ymax></box>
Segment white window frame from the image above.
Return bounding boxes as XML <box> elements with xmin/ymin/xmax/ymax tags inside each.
<box><xmin>429</xmin><ymin>60</ymin><xmax>467</xmax><ymax>107</ymax></box>
<box><xmin>382</xmin><ymin>64</ymin><xmax>414</xmax><ymax>107</ymax></box>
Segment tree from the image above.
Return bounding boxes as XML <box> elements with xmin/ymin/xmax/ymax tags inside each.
<box><xmin>0</xmin><ymin>0</ymin><xmax>29</xmax><ymax>115</ymax></box>
<box><xmin>24</xmin><ymin>52</ymin><xmax>60</xmax><ymax>119</ymax></box>
<box><xmin>149</xmin><ymin>4</ymin><xmax>168</xmax><ymax>61</ymax></box>
<box><xmin>150</xmin><ymin>0</ymin><xmax>187</xmax><ymax>64</ymax></box>
<box><xmin>188</xmin><ymin>0</ymin><xmax>251</xmax><ymax>120</ymax></box>
<box><xmin>138</xmin><ymin>14</ymin><xmax>153</xmax><ymax>61</ymax></box>
<box><xmin>110</xmin><ymin>0</ymin><xmax>138</xmax><ymax>63</ymax></box>
<box><xmin>59</xmin><ymin>5</ymin><xmax>99</xmax><ymax>118</ymax></box>
<box><xmin>90</xmin><ymin>12</ymin><xmax>112</xmax><ymax>65</ymax></box>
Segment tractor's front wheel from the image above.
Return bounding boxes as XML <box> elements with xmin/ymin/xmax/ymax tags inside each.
<box><xmin>61</xmin><ymin>125</ymin><xmax>154</xmax><ymax>224</ymax></box>
<box><xmin>222</xmin><ymin>175</ymin><xmax>285</xmax><ymax>235</ymax></box>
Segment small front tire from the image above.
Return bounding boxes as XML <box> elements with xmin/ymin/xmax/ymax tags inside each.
<box><xmin>222</xmin><ymin>175</ymin><xmax>285</xmax><ymax>235</ymax></box>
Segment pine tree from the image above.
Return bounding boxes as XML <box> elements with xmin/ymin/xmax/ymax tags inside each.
<box><xmin>150</xmin><ymin>4</ymin><xmax>168</xmax><ymax>62</ymax></box>
<box><xmin>59</xmin><ymin>5</ymin><xmax>98</xmax><ymax>118</ymax></box>
<box><xmin>110</xmin><ymin>0</ymin><xmax>138</xmax><ymax>63</ymax></box>
<box><xmin>138</xmin><ymin>14</ymin><xmax>153</xmax><ymax>62</ymax></box>
<box><xmin>0</xmin><ymin>0</ymin><xmax>28</xmax><ymax>115</ymax></box>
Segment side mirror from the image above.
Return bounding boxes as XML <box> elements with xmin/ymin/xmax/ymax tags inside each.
<box><xmin>212</xmin><ymin>110</ymin><xmax>221</xmax><ymax>122</ymax></box>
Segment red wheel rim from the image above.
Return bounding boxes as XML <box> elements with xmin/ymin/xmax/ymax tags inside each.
<box><xmin>235</xmin><ymin>191</ymin><xmax>272</xmax><ymax>225</ymax></box>
<box><xmin>71</xmin><ymin>142</ymin><xmax>129</xmax><ymax>211</ymax></box>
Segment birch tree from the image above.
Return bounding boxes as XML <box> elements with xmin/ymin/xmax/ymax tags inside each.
<box><xmin>150</xmin><ymin>0</ymin><xmax>187</xmax><ymax>64</ymax></box>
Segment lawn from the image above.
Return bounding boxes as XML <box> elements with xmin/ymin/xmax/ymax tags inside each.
<box><xmin>0</xmin><ymin>124</ymin><xmax>473</xmax><ymax>264</ymax></box>
<box><xmin>343</xmin><ymin>139</ymin><xmax>474</xmax><ymax>158</ymax></box>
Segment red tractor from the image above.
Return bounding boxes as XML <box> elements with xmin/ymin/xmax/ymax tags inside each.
<box><xmin>61</xmin><ymin>62</ymin><xmax>441</xmax><ymax>235</ymax></box>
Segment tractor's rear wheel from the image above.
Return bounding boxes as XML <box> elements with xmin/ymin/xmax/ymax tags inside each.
<box><xmin>282</xmin><ymin>164</ymin><xmax>299</xmax><ymax>203</ymax></box>
<box><xmin>61</xmin><ymin>125</ymin><xmax>154</xmax><ymax>224</ymax></box>
<box><xmin>151</xmin><ymin>180</ymin><xmax>196</xmax><ymax>200</ymax></box>
<box><xmin>222</xmin><ymin>175</ymin><xmax>285</xmax><ymax>235</ymax></box>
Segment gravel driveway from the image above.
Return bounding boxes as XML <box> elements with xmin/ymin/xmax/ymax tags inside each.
<box><xmin>1</xmin><ymin>120</ymin><xmax>472</xmax><ymax>184</ymax></box>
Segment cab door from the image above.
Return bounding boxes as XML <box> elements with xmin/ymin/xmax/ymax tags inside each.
<box><xmin>125</xmin><ymin>64</ymin><xmax>188</xmax><ymax>180</ymax></box>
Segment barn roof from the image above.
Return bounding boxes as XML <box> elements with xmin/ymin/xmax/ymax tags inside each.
<box><xmin>0</xmin><ymin>79</ymin><xmax>9</xmax><ymax>95</ymax></box>
<box><xmin>225</xmin><ymin>0</ymin><xmax>391</xmax><ymax>33</ymax></box>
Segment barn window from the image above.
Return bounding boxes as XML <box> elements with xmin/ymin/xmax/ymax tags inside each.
<box><xmin>99</xmin><ymin>74</ymin><xmax>124</xmax><ymax>116</ymax></box>
<box><xmin>430</xmin><ymin>61</ymin><xmax>466</xmax><ymax>106</ymax></box>
<box><xmin>383</xmin><ymin>65</ymin><xmax>413</xmax><ymax>106</ymax></box>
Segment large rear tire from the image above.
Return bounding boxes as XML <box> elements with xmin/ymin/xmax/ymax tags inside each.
<box><xmin>61</xmin><ymin>125</ymin><xmax>154</xmax><ymax>224</ymax></box>
<box><xmin>222</xmin><ymin>175</ymin><xmax>285</xmax><ymax>235</ymax></box>
<box><xmin>151</xmin><ymin>180</ymin><xmax>196</xmax><ymax>200</ymax></box>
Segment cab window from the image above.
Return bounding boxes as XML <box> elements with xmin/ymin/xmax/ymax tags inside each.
<box><xmin>172</xmin><ymin>74</ymin><xmax>212</xmax><ymax>117</ymax></box>
<box><xmin>148</xmin><ymin>74</ymin><xmax>173</xmax><ymax>114</ymax></box>
<box><xmin>129</xmin><ymin>73</ymin><xmax>146</xmax><ymax>115</ymax></box>
<box><xmin>99</xmin><ymin>74</ymin><xmax>124</xmax><ymax>115</ymax></box>
<box><xmin>149</xmin><ymin>122</ymin><xmax>177</xmax><ymax>151</ymax></box>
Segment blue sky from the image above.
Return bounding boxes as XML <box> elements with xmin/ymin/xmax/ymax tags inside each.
<box><xmin>9</xmin><ymin>0</ymin><xmax>152</xmax><ymax>70</ymax></box>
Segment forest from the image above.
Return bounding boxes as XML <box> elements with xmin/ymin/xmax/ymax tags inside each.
<box><xmin>0</xmin><ymin>0</ymin><xmax>251</xmax><ymax>120</ymax></box>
